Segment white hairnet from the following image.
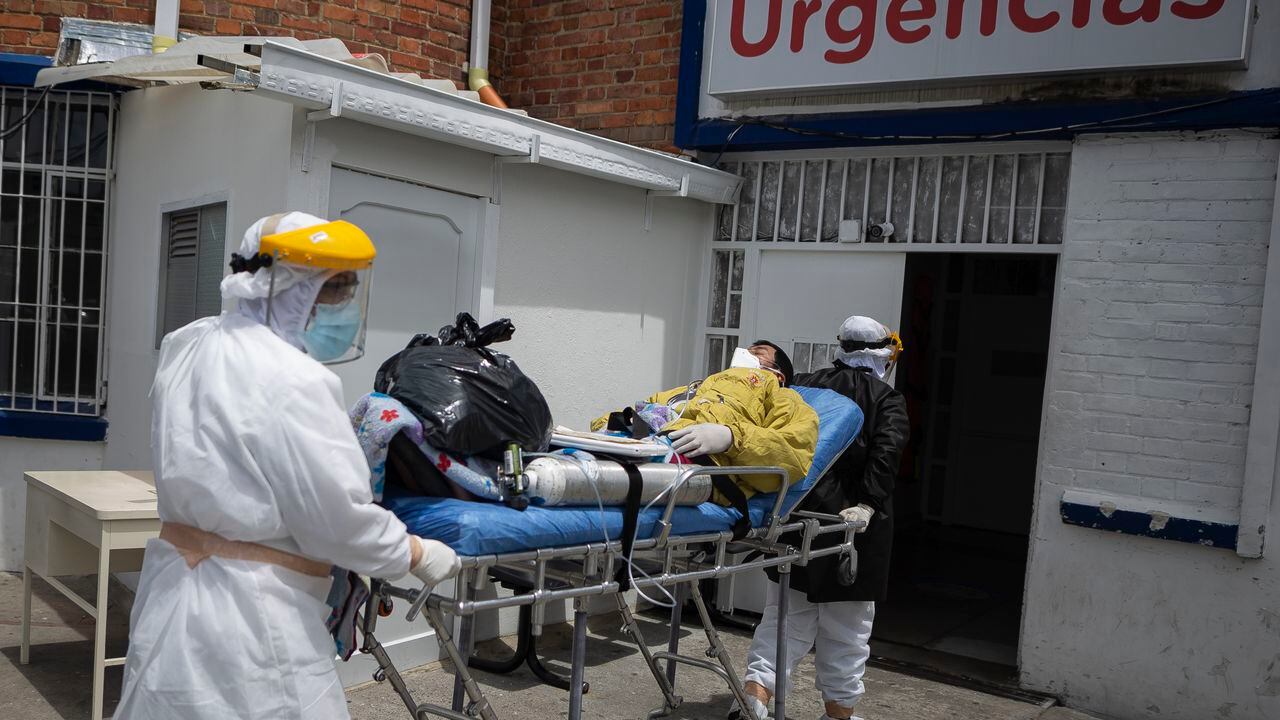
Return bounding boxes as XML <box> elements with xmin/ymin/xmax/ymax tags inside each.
<box><xmin>220</xmin><ymin>212</ymin><xmax>334</xmax><ymax>349</ymax></box>
<box><xmin>835</xmin><ymin>315</ymin><xmax>897</xmax><ymax>379</ymax></box>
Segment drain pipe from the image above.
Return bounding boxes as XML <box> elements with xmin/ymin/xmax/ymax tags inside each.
<box><xmin>468</xmin><ymin>0</ymin><xmax>508</xmax><ymax>108</ymax></box>
<box><xmin>153</xmin><ymin>0</ymin><xmax>179</xmax><ymax>53</ymax></box>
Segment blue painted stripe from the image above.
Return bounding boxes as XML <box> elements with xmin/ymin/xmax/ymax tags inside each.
<box><xmin>682</xmin><ymin>89</ymin><xmax>1280</xmax><ymax>152</ymax></box>
<box><xmin>0</xmin><ymin>53</ymin><xmax>52</xmax><ymax>87</ymax></box>
<box><xmin>675</xmin><ymin>0</ymin><xmax>708</xmax><ymax>150</ymax></box>
<box><xmin>1060</xmin><ymin>498</ymin><xmax>1238</xmax><ymax>551</ymax></box>
<box><xmin>0</xmin><ymin>410</ymin><xmax>108</xmax><ymax>442</ymax></box>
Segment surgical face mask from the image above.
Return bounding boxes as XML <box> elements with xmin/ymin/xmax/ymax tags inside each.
<box><xmin>729</xmin><ymin>346</ymin><xmax>787</xmax><ymax>386</ymax></box>
<box><xmin>302</xmin><ymin>301</ymin><xmax>362</xmax><ymax>363</ymax></box>
<box><xmin>729</xmin><ymin>347</ymin><xmax>761</xmax><ymax>370</ymax></box>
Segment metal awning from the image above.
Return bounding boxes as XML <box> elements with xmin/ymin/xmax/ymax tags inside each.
<box><xmin>34</xmin><ymin>36</ymin><xmax>335</xmax><ymax>88</ymax></box>
<box><xmin>36</xmin><ymin>39</ymin><xmax>741</xmax><ymax>204</ymax></box>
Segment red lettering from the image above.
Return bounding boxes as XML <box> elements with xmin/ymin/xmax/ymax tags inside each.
<box><xmin>825</xmin><ymin>0</ymin><xmax>878</xmax><ymax>64</ymax></box>
<box><xmin>887</xmin><ymin>0</ymin><xmax>936</xmax><ymax>43</ymax></box>
<box><xmin>1171</xmin><ymin>0</ymin><xmax>1225</xmax><ymax>19</ymax></box>
<box><xmin>730</xmin><ymin>0</ymin><xmax>783</xmax><ymax>57</ymax></box>
<box><xmin>980</xmin><ymin>0</ymin><xmax>999</xmax><ymax>35</ymax></box>
<box><xmin>791</xmin><ymin>0</ymin><xmax>824</xmax><ymax>52</ymax></box>
<box><xmin>1010</xmin><ymin>0</ymin><xmax>1060</xmax><ymax>32</ymax></box>
<box><xmin>1072</xmin><ymin>0</ymin><xmax>1092</xmax><ymax>27</ymax></box>
<box><xmin>945</xmin><ymin>0</ymin><xmax>1001</xmax><ymax>39</ymax></box>
<box><xmin>1102</xmin><ymin>0</ymin><xmax>1160</xmax><ymax>25</ymax></box>
<box><xmin>945</xmin><ymin>0</ymin><xmax>965</xmax><ymax>38</ymax></box>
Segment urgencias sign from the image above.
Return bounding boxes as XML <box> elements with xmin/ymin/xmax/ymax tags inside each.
<box><xmin>705</xmin><ymin>0</ymin><xmax>1254</xmax><ymax>95</ymax></box>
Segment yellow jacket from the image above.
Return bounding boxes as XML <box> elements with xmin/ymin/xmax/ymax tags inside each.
<box><xmin>591</xmin><ymin>368</ymin><xmax>819</xmax><ymax>501</ymax></box>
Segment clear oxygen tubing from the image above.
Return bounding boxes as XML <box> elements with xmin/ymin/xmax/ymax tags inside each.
<box><xmin>529</xmin><ymin>443</ymin><xmax>700</xmax><ymax>609</ymax></box>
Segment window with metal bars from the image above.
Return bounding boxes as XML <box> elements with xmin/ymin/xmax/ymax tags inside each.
<box><xmin>715</xmin><ymin>151</ymin><xmax>1070</xmax><ymax>245</ymax></box>
<box><xmin>0</xmin><ymin>86</ymin><xmax>114</xmax><ymax>419</ymax></box>
<box><xmin>156</xmin><ymin>203</ymin><xmax>227</xmax><ymax>348</ymax></box>
<box><xmin>704</xmin><ymin>333</ymin><xmax>740</xmax><ymax>377</ymax></box>
<box><xmin>790</xmin><ymin>340</ymin><xmax>842</xmax><ymax>375</ymax></box>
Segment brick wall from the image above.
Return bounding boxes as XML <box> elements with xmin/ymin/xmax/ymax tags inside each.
<box><xmin>0</xmin><ymin>0</ymin><xmax>504</xmax><ymax>89</ymax></box>
<box><xmin>1042</xmin><ymin>131</ymin><xmax>1279</xmax><ymax>510</ymax></box>
<box><xmin>1</xmin><ymin>1</ymin><xmax>685</xmax><ymax>151</ymax></box>
<box><xmin>499</xmin><ymin>0</ymin><xmax>683</xmax><ymax>151</ymax></box>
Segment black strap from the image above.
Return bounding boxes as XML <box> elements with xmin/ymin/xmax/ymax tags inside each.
<box><xmin>605</xmin><ymin>408</ymin><xmax>653</xmax><ymax>440</ymax></box>
<box><xmin>615</xmin><ymin>463</ymin><xmax>645</xmax><ymax>591</ymax></box>
<box><xmin>710</xmin><ymin>474</ymin><xmax>753</xmax><ymax>541</ymax></box>
<box><xmin>605</xmin><ymin>409</ymin><xmax>632</xmax><ymax>434</ymax></box>
<box><xmin>839</xmin><ymin>336</ymin><xmax>895</xmax><ymax>352</ymax></box>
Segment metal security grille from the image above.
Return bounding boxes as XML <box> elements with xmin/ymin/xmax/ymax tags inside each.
<box><xmin>1</xmin><ymin>86</ymin><xmax>115</xmax><ymax>416</ymax></box>
<box><xmin>699</xmin><ymin>146</ymin><xmax>1070</xmax><ymax>377</ymax></box>
<box><xmin>791</xmin><ymin>340</ymin><xmax>841</xmax><ymax>375</ymax></box>
<box><xmin>716</xmin><ymin>150</ymin><xmax>1070</xmax><ymax>245</ymax></box>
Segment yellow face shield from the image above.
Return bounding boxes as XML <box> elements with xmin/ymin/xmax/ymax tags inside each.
<box><xmin>258</xmin><ymin>220</ymin><xmax>376</xmax><ymax>270</ymax></box>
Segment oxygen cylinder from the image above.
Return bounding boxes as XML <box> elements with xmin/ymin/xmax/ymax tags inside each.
<box><xmin>523</xmin><ymin>456</ymin><xmax>712</xmax><ymax>507</ymax></box>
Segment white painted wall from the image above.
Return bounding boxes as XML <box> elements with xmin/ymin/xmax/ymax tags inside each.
<box><xmin>493</xmin><ymin>163</ymin><xmax>710</xmax><ymax>427</ymax></box>
<box><xmin>0</xmin><ymin>438</ymin><xmax>105</xmax><ymax>571</ymax></box>
<box><xmin>1021</xmin><ymin>132</ymin><xmax>1280</xmax><ymax>720</ymax></box>
<box><xmin>102</xmin><ymin>85</ymin><xmax>293</xmax><ymax>471</ymax></box>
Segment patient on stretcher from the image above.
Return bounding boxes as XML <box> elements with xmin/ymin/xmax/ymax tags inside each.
<box><xmin>350</xmin><ymin>342</ymin><xmax>818</xmax><ymax>510</ymax></box>
<box><xmin>590</xmin><ymin>341</ymin><xmax>818</xmax><ymax>504</ymax></box>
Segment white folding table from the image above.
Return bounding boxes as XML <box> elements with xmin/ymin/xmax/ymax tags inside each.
<box><xmin>21</xmin><ymin>470</ymin><xmax>160</xmax><ymax>720</ymax></box>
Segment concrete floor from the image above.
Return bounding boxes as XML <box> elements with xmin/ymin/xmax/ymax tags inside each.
<box><xmin>1</xmin><ymin>571</ymin><xmax>1101</xmax><ymax>720</ymax></box>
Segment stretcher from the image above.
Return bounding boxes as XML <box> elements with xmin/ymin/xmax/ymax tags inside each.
<box><xmin>355</xmin><ymin>386</ymin><xmax>866</xmax><ymax>720</ymax></box>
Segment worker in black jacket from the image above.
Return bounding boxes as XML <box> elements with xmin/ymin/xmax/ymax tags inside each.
<box><xmin>730</xmin><ymin>316</ymin><xmax>909</xmax><ymax>720</ymax></box>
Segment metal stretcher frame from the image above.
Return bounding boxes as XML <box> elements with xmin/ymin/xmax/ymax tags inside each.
<box><xmin>356</xmin><ymin>465</ymin><xmax>864</xmax><ymax>720</ymax></box>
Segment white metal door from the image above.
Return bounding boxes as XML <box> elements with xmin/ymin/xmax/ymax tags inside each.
<box><xmin>754</xmin><ymin>250</ymin><xmax>906</xmax><ymax>374</ymax></box>
<box><xmin>326</xmin><ymin>167</ymin><xmax>484</xmax><ymax>684</ymax></box>
<box><xmin>729</xmin><ymin>248</ymin><xmax>906</xmax><ymax>613</ymax></box>
<box><xmin>327</xmin><ymin>167</ymin><xmax>483</xmax><ymax>407</ymax></box>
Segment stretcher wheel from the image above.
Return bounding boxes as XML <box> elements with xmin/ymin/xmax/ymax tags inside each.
<box><xmin>379</xmin><ymin>598</ymin><xmax>394</xmax><ymax>617</ymax></box>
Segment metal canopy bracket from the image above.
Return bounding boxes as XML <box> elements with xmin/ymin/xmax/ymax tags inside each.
<box><xmin>649</xmin><ymin>173</ymin><xmax>692</xmax><ymax>198</ymax></box>
<box><xmin>498</xmin><ymin>134</ymin><xmax>541</xmax><ymax>164</ymax></box>
<box><xmin>194</xmin><ymin>54</ymin><xmax>259</xmax><ymax>89</ymax></box>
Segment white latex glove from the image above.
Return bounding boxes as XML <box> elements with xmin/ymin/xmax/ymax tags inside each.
<box><xmin>839</xmin><ymin>504</ymin><xmax>874</xmax><ymax>533</ymax></box>
<box><xmin>409</xmin><ymin>536</ymin><xmax>461</xmax><ymax>587</ymax></box>
<box><xmin>667</xmin><ymin>423</ymin><xmax>734</xmax><ymax>457</ymax></box>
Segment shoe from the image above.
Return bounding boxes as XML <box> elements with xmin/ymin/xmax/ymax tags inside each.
<box><xmin>727</xmin><ymin>695</ymin><xmax>770</xmax><ymax>720</ymax></box>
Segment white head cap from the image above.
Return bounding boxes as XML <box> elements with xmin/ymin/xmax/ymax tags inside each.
<box><xmin>220</xmin><ymin>212</ymin><xmax>334</xmax><ymax>349</ymax></box>
<box><xmin>835</xmin><ymin>315</ymin><xmax>899</xmax><ymax>380</ymax></box>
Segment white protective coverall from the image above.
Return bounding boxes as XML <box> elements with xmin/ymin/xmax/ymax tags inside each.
<box><xmin>117</xmin><ymin>213</ymin><xmax>416</xmax><ymax>720</ymax></box>
<box><xmin>743</xmin><ymin>583</ymin><xmax>875</xmax><ymax>717</ymax></box>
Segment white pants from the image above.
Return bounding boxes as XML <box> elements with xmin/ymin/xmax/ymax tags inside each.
<box><xmin>744</xmin><ymin>580</ymin><xmax>875</xmax><ymax>709</ymax></box>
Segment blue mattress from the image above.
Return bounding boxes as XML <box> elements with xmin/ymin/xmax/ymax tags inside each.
<box><xmin>384</xmin><ymin>386</ymin><xmax>864</xmax><ymax>556</ymax></box>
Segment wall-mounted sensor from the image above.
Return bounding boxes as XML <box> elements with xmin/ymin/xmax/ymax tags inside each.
<box><xmin>866</xmin><ymin>222</ymin><xmax>895</xmax><ymax>240</ymax></box>
<box><xmin>838</xmin><ymin>219</ymin><xmax>862</xmax><ymax>243</ymax></box>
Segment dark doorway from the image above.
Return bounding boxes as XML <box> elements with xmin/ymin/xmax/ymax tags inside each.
<box><xmin>872</xmin><ymin>253</ymin><xmax>1057</xmax><ymax>684</ymax></box>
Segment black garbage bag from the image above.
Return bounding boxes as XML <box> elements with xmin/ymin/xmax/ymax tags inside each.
<box><xmin>374</xmin><ymin>314</ymin><xmax>552</xmax><ymax>458</ymax></box>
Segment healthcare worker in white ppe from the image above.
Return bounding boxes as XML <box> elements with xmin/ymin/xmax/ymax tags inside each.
<box><xmin>117</xmin><ymin>212</ymin><xmax>460</xmax><ymax>720</ymax></box>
